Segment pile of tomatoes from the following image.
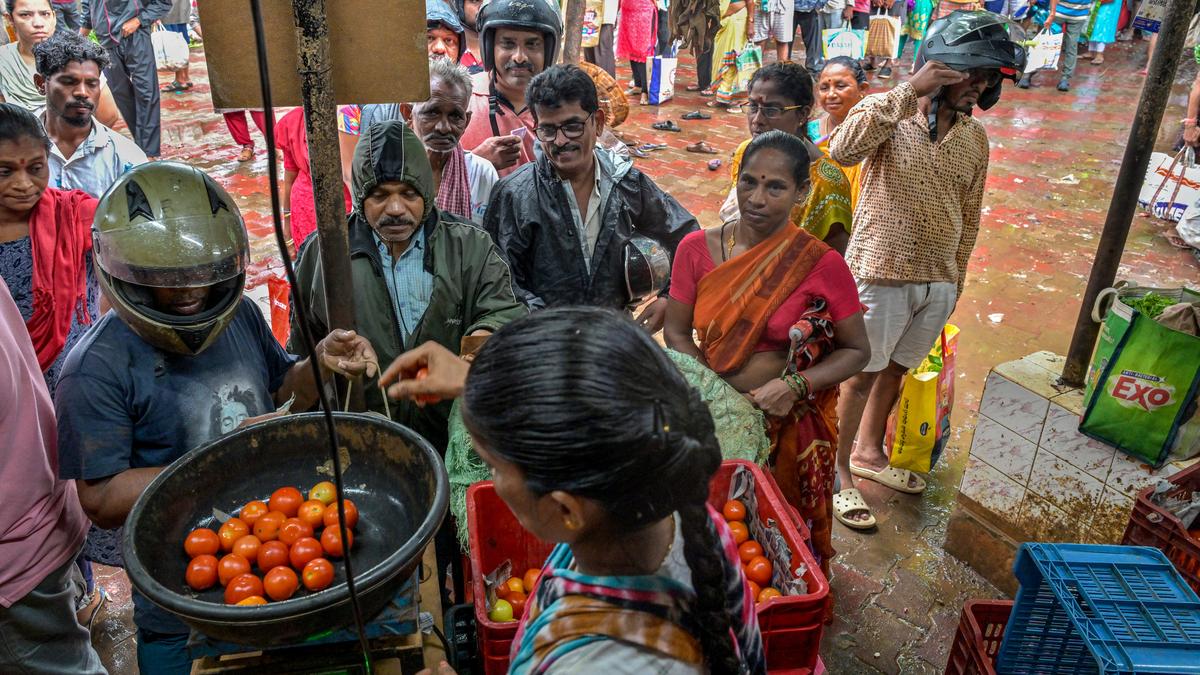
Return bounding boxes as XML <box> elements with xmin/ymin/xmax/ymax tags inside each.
<box><xmin>181</xmin><ymin>481</ymin><xmax>359</xmax><ymax>605</ymax></box>
<box><xmin>488</xmin><ymin>568</ymin><xmax>541</xmax><ymax>623</ymax></box>
<box><xmin>722</xmin><ymin>499</ymin><xmax>783</xmax><ymax>604</ymax></box>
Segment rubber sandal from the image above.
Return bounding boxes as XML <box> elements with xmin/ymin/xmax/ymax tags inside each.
<box><xmin>849</xmin><ymin>462</ymin><xmax>927</xmax><ymax>494</ymax></box>
<box><xmin>651</xmin><ymin>120</ymin><xmax>682</xmax><ymax>132</ymax></box>
<box><xmin>160</xmin><ymin>81</ymin><xmax>183</xmax><ymax>93</ymax></box>
<box><xmin>638</xmin><ymin>143</ymin><xmax>667</xmax><ymax>152</ymax></box>
<box><xmin>77</xmin><ymin>588</ymin><xmax>107</xmax><ymax>630</ymax></box>
<box><xmin>707</xmin><ymin>158</ymin><xmax>722</xmax><ymax>171</ymax></box>
<box><xmin>237</xmin><ymin>145</ymin><xmax>255</xmax><ymax>162</ymax></box>
<box><xmin>624</xmin><ymin>86</ymin><xmax>643</xmax><ymax>96</ymax></box>
<box><xmin>630</xmin><ymin>147</ymin><xmax>650</xmax><ymax>158</ymax></box>
<box><xmin>833</xmin><ymin>488</ymin><xmax>877</xmax><ymax>530</ymax></box>
<box><xmin>682</xmin><ymin>110</ymin><xmax>712</xmax><ymax>120</ymax></box>
<box><xmin>685</xmin><ymin>84</ymin><xmax>703</xmax><ymax>91</ymax></box>
<box><xmin>686</xmin><ymin>141</ymin><xmax>718</xmax><ymax>154</ymax></box>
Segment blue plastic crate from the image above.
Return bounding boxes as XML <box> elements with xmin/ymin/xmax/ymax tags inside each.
<box><xmin>996</xmin><ymin>544</ymin><xmax>1200</xmax><ymax>675</ymax></box>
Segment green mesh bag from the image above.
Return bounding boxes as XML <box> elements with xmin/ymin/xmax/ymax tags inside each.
<box><xmin>443</xmin><ymin>348</ymin><xmax>772</xmax><ymax>550</ymax></box>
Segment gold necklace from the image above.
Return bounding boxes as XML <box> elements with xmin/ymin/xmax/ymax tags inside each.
<box><xmin>726</xmin><ymin>222</ymin><xmax>736</xmax><ymax>258</ymax></box>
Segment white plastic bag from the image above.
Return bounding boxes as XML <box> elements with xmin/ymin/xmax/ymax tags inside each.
<box><xmin>1023</xmin><ymin>30</ymin><xmax>1063</xmax><ymax>74</ymax></box>
<box><xmin>1138</xmin><ymin>149</ymin><xmax>1200</xmax><ymax>222</ymax></box>
<box><xmin>152</xmin><ymin>26</ymin><xmax>190</xmax><ymax>72</ymax></box>
<box><xmin>1177</xmin><ymin>195</ymin><xmax>1200</xmax><ymax>249</ymax></box>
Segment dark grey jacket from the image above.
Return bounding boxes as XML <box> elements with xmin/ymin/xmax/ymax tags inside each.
<box><xmin>82</xmin><ymin>0</ymin><xmax>172</xmax><ymax>44</ymax></box>
<box><xmin>483</xmin><ymin>147</ymin><xmax>698</xmax><ymax>311</ymax></box>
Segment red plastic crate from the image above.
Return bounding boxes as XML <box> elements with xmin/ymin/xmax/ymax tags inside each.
<box><xmin>1121</xmin><ymin>461</ymin><xmax>1200</xmax><ymax>595</ymax></box>
<box><xmin>466</xmin><ymin>459</ymin><xmax>830</xmax><ymax>674</ymax></box>
<box><xmin>944</xmin><ymin>600</ymin><xmax>1012</xmax><ymax>675</ymax></box>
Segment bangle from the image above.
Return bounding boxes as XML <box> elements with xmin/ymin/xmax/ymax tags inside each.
<box><xmin>783</xmin><ymin>375</ymin><xmax>802</xmax><ymax>398</ymax></box>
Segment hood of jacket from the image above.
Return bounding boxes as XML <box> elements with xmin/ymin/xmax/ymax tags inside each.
<box><xmin>350</xmin><ymin>119</ymin><xmax>434</xmax><ymax>225</ymax></box>
<box><xmin>427</xmin><ymin>0</ymin><xmax>466</xmax><ymax>36</ymax></box>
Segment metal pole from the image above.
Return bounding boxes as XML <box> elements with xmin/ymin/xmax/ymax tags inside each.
<box><xmin>1060</xmin><ymin>0</ymin><xmax>1193</xmax><ymax>387</ymax></box>
<box><xmin>290</xmin><ymin>0</ymin><xmax>363</xmax><ymax>409</ymax></box>
<box><xmin>562</xmin><ymin>0</ymin><xmax>585</xmax><ymax>64</ymax></box>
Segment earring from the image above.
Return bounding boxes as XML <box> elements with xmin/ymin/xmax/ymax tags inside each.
<box><xmin>564</xmin><ymin>516</ymin><xmax>580</xmax><ymax>531</ymax></box>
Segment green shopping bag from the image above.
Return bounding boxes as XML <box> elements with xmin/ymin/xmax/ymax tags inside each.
<box><xmin>1080</xmin><ymin>286</ymin><xmax>1200</xmax><ymax>467</ymax></box>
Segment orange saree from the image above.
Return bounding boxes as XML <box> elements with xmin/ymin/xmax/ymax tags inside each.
<box><xmin>693</xmin><ymin>222</ymin><xmax>839</xmax><ymax>580</ymax></box>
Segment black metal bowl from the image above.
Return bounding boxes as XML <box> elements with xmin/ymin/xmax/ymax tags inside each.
<box><xmin>123</xmin><ymin>412</ymin><xmax>448</xmax><ymax>646</ymax></box>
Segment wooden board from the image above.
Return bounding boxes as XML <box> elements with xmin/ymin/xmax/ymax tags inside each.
<box><xmin>197</xmin><ymin>0</ymin><xmax>430</xmax><ymax>109</ymax></box>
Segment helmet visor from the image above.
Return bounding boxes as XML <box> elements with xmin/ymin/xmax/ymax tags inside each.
<box><xmin>94</xmin><ymin>214</ymin><xmax>249</xmax><ymax>289</ymax></box>
<box><xmin>939</xmin><ymin>12</ymin><xmax>1025</xmax><ymax>45</ymax></box>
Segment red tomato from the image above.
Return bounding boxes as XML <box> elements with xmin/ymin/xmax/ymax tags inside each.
<box><xmin>321</xmin><ymin>499</ymin><xmax>359</xmax><ymax>530</ymax></box>
<box><xmin>320</xmin><ymin>526</ymin><xmax>353</xmax><ymax>558</ymax></box>
<box><xmin>278</xmin><ymin>518</ymin><xmax>314</xmax><ymax>547</ymax></box>
<box><xmin>727</xmin><ymin>521</ymin><xmax>750</xmax><ymax>545</ymax></box>
<box><xmin>503</xmin><ymin>576</ymin><xmax>524</xmax><ymax>598</ymax></box>
<box><xmin>232</xmin><ymin>535</ymin><xmax>262</xmax><ymax>561</ymax></box>
<box><xmin>745</xmin><ymin>556</ymin><xmax>773</xmax><ymax>586</ymax></box>
<box><xmin>522</xmin><ymin>568</ymin><xmax>540</xmax><ymax>594</ymax></box>
<box><xmin>217</xmin><ymin>518</ymin><xmax>250</xmax><ymax>553</ymax></box>
<box><xmin>236</xmin><ymin>595</ymin><xmax>267</xmax><ymax>606</ymax></box>
<box><xmin>757</xmin><ymin>587</ymin><xmax>783</xmax><ymax>603</ymax></box>
<box><xmin>297</xmin><ymin>500</ymin><xmax>326</xmax><ymax>529</ymax></box>
<box><xmin>224</xmin><ymin>573</ymin><xmax>264</xmax><ymax>605</ymax></box>
<box><xmin>263</xmin><ymin>566</ymin><xmax>299</xmax><ymax>601</ymax></box>
<box><xmin>186</xmin><ymin>554</ymin><xmax>219</xmax><ymax>591</ymax></box>
<box><xmin>747</xmin><ymin>580</ymin><xmax>761</xmax><ymax>602</ymax></box>
<box><xmin>508</xmin><ymin>591</ymin><xmax>527</xmax><ymax>617</ymax></box>
<box><xmin>184</xmin><ymin>528</ymin><xmax>220</xmax><ymax>558</ymax></box>
<box><xmin>269</xmin><ymin>487</ymin><xmax>304</xmax><ymax>518</ymax></box>
<box><xmin>722</xmin><ymin>500</ymin><xmax>747</xmax><ymax>522</ymax></box>
<box><xmin>217</xmin><ymin>554</ymin><xmax>252</xmax><ymax>586</ymax></box>
<box><xmin>289</xmin><ymin>537</ymin><xmax>324</xmax><ymax>570</ymax></box>
<box><xmin>302</xmin><ymin>558</ymin><xmax>335</xmax><ymax>591</ymax></box>
<box><xmin>308</xmin><ymin>481</ymin><xmax>336</xmax><ymax>506</ymax></box>
<box><xmin>738</xmin><ymin>540</ymin><xmax>763</xmax><ymax>564</ymax></box>
<box><xmin>253</xmin><ymin>511</ymin><xmax>286</xmax><ymax>542</ymax></box>
<box><xmin>240</xmin><ymin>500</ymin><xmax>269</xmax><ymax>527</ymax></box>
<box><xmin>257</xmin><ymin>540</ymin><xmax>290</xmax><ymax>571</ymax></box>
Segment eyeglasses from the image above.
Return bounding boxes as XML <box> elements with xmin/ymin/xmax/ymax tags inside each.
<box><xmin>534</xmin><ymin>113</ymin><xmax>594</xmax><ymax>142</ymax></box>
<box><xmin>968</xmin><ymin>68</ymin><xmax>1003</xmax><ymax>87</ymax></box>
<box><xmin>744</xmin><ymin>103</ymin><xmax>807</xmax><ymax>119</ymax></box>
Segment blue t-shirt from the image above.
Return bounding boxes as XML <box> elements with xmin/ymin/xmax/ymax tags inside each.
<box><xmin>56</xmin><ymin>296</ymin><xmax>296</xmax><ymax>633</ymax></box>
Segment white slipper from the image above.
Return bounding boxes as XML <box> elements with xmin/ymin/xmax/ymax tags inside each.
<box><xmin>849</xmin><ymin>462</ymin><xmax>927</xmax><ymax>494</ymax></box>
<box><xmin>833</xmin><ymin>488</ymin><xmax>877</xmax><ymax>530</ymax></box>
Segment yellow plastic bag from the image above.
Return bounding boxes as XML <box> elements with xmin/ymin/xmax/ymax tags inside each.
<box><xmin>888</xmin><ymin>325</ymin><xmax>959</xmax><ymax>474</ymax></box>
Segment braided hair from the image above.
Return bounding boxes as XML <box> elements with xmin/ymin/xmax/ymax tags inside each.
<box><xmin>462</xmin><ymin>307</ymin><xmax>744</xmax><ymax>674</ymax></box>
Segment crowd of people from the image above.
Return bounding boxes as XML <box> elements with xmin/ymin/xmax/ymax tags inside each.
<box><xmin>0</xmin><ymin>0</ymin><xmax>1183</xmax><ymax>673</ymax></box>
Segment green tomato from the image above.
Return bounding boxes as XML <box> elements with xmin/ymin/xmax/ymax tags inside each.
<box><xmin>488</xmin><ymin>598</ymin><xmax>514</xmax><ymax>623</ymax></box>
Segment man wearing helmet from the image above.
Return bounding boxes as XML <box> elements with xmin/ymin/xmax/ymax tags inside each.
<box><xmin>53</xmin><ymin>163</ymin><xmax>379</xmax><ymax>674</ymax></box>
<box><xmin>829</xmin><ymin>11</ymin><xmax>1022</xmax><ymax>509</ymax></box>
<box><xmin>459</xmin><ymin>0</ymin><xmax>562</xmax><ymax>176</ymax></box>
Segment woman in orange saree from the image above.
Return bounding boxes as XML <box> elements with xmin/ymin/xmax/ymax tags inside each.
<box><xmin>664</xmin><ymin>131</ymin><xmax>871</xmax><ymax>580</ymax></box>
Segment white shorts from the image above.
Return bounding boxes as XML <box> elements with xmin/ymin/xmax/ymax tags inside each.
<box><xmin>858</xmin><ymin>280</ymin><xmax>956</xmax><ymax>372</ymax></box>
<box><xmin>754</xmin><ymin>10</ymin><xmax>795</xmax><ymax>43</ymax></box>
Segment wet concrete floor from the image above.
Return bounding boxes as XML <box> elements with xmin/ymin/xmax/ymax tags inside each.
<box><xmin>88</xmin><ymin>36</ymin><xmax>1197</xmax><ymax>674</ymax></box>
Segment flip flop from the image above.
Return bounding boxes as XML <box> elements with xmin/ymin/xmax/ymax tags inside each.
<box><xmin>630</xmin><ymin>146</ymin><xmax>650</xmax><ymax>158</ymax></box>
<box><xmin>638</xmin><ymin>143</ymin><xmax>668</xmax><ymax>152</ymax></box>
<box><xmin>682</xmin><ymin>110</ymin><xmax>712</xmax><ymax>120</ymax></box>
<box><xmin>707</xmin><ymin>158</ymin><xmax>722</xmax><ymax>171</ymax></box>
<box><xmin>685</xmin><ymin>84</ymin><xmax>703</xmax><ymax>91</ymax></box>
<box><xmin>686</xmin><ymin>141</ymin><xmax>718</xmax><ymax>154</ymax></box>
<box><xmin>849</xmin><ymin>462</ymin><xmax>927</xmax><ymax>494</ymax></box>
<box><xmin>651</xmin><ymin>120</ymin><xmax>682</xmax><ymax>132</ymax></box>
<box><xmin>833</xmin><ymin>488</ymin><xmax>877</xmax><ymax>530</ymax></box>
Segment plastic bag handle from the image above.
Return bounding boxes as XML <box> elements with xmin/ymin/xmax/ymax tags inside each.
<box><xmin>939</xmin><ymin>327</ymin><xmax>949</xmax><ymax>358</ymax></box>
<box><xmin>1092</xmin><ymin>287</ymin><xmax>1119</xmax><ymax>323</ymax></box>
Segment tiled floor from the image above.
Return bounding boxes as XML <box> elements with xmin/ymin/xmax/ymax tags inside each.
<box><xmin>83</xmin><ymin>34</ymin><xmax>1199</xmax><ymax>674</ymax></box>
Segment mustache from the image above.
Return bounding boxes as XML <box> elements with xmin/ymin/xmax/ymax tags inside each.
<box><xmin>67</xmin><ymin>99</ymin><xmax>95</xmax><ymax>110</ymax></box>
<box><xmin>504</xmin><ymin>61</ymin><xmax>532</xmax><ymax>72</ymax></box>
<box><xmin>549</xmin><ymin>143</ymin><xmax>580</xmax><ymax>156</ymax></box>
<box><xmin>377</xmin><ymin>215</ymin><xmax>417</xmax><ymax>229</ymax></box>
<box><xmin>424</xmin><ymin>133</ymin><xmax>458</xmax><ymax>145</ymax></box>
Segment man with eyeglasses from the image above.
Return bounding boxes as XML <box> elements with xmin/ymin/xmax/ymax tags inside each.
<box><xmin>827</xmin><ymin>11</ymin><xmax>1023</xmax><ymax>511</ymax></box>
<box><xmin>720</xmin><ymin>60</ymin><xmax>855</xmax><ymax>254</ymax></box>
<box><xmin>483</xmin><ymin>64</ymin><xmax>697</xmax><ymax>332</ymax></box>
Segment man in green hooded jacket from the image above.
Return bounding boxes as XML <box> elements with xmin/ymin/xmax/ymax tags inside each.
<box><xmin>290</xmin><ymin>120</ymin><xmax>526</xmax><ymax>453</ymax></box>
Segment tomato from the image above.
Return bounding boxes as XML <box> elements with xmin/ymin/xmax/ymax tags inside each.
<box><xmin>263</xmin><ymin>566</ymin><xmax>300</xmax><ymax>601</ymax></box>
<box><xmin>269</xmin><ymin>487</ymin><xmax>304</xmax><ymax>518</ymax></box>
<box><xmin>278</xmin><ymin>518</ymin><xmax>314</xmax><ymax>547</ymax></box>
<box><xmin>289</xmin><ymin>537</ymin><xmax>324</xmax><ymax>570</ymax></box>
<box><xmin>320</xmin><ymin>526</ymin><xmax>353</xmax><ymax>558</ymax></box>
<box><xmin>488</xmin><ymin>598</ymin><xmax>513</xmax><ymax>623</ymax></box>
<box><xmin>747</xmin><ymin>580</ymin><xmax>761</xmax><ymax>602</ymax></box>
<box><xmin>738</xmin><ymin>540</ymin><xmax>763</xmax><ymax>564</ymax></box>
<box><xmin>522</xmin><ymin>568</ymin><xmax>540</xmax><ymax>594</ymax></box>
<box><xmin>224</xmin><ymin>573</ymin><xmax>264</xmax><ymax>605</ymax></box>
<box><xmin>496</xmin><ymin>579</ymin><xmax>513</xmax><ymax>600</ymax></box>
<box><xmin>184</xmin><ymin>528</ymin><xmax>220</xmax><ymax>558</ymax></box>
<box><xmin>232</xmin><ymin>535</ymin><xmax>262</xmax><ymax>561</ymax></box>
<box><xmin>240</xmin><ymin>500</ymin><xmax>269</xmax><ymax>527</ymax></box>
<box><xmin>508</xmin><ymin>591</ymin><xmax>527</xmax><ymax>618</ymax></box>
<box><xmin>722</xmin><ymin>500</ymin><xmax>747</xmax><ymax>522</ymax></box>
<box><xmin>301</xmin><ymin>558</ymin><xmax>335</xmax><ymax>591</ymax></box>
<box><xmin>297</xmin><ymin>500</ymin><xmax>326</xmax><ymax>529</ymax></box>
<box><xmin>745</xmin><ymin>555</ymin><xmax>773</xmax><ymax>586</ymax></box>
<box><xmin>257</xmin><ymin>540</ymin><xmax>290</xmax><ymax>572</ymax></box>
<box><xmin>253</xmin><ymin>511</ymin><xmax>286</xmax><ymax>542</ymax></box>
<box><xmin>217</xmin><ymin>553</ymin><xmax>252</xmax><ymax>586</ymax></box>
<box><xmin>757</xmin><ymin>587</ymin><xmax>782</xmax><ymax>603</ymax></box>
<box><xmin>414</xmin><ymin>367</ymin><xmax>441</xmax><ymax>404</ymax></box>
<box><xmin>321</xmin><ymin>499</ymin><xmax>358</xmax><ymax>530</ymax></box>
<box><xmin>308</xmin><ymin>481</ymin><xmax>336</xmax><ymax>506</ymax></box>
<box><xmin>186</xmin><ymin>554</ymin><xmax>219</xmax><ymax>591</ymax></box>
<box><xmin>727</xmin><ymin>521</ymin><xmax>750</xmax><ymax>545</ymax></box>
<box><xmin>217</xmin><ymin>518</ymin><xmax>250</xmax><ymax>553</ymax></box>
<box><xmin>235</xmin><ymin>595</ymin><xmax>267</xmax><ymax>606</ymax></box>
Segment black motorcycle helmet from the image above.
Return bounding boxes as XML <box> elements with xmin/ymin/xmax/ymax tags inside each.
<box><xmin>915</xmin><ymin>9</ymin><xmax>1026</xmax><ymax>111</ymax></box>
<box><xmin>476</xmin><ymin>0</ymin><xmax>562</xmax><ymax>72</ymax></box>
